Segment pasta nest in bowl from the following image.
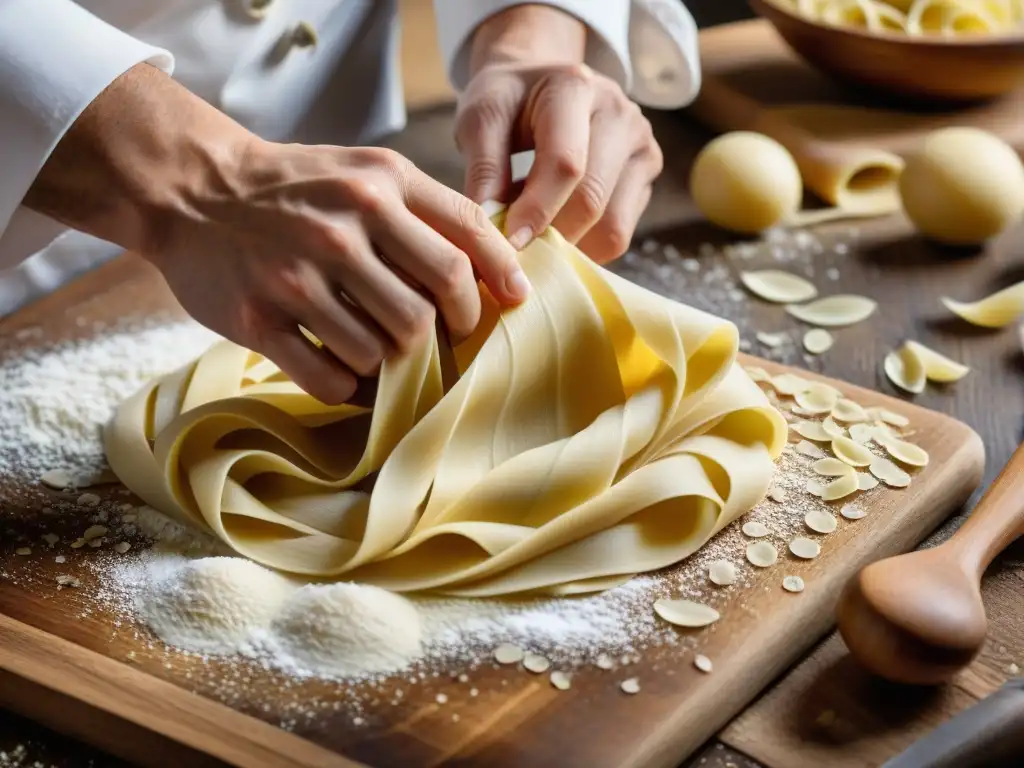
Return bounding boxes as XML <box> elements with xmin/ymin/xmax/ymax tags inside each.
<box><xmin>782</xmin><ymin>0</ymin><xmax>1024</xmax><ymax>37</ymax></box>
<box><xmin>104</xmin><ymin>217</ymin><xmax>787</xmax><ymax>597</ymax></box>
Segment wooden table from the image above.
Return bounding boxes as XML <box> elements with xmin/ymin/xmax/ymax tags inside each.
<box><xmin>1</xmin><ymin>105</ymin><xmax>1022</xmax><ymax>768</ymax></box>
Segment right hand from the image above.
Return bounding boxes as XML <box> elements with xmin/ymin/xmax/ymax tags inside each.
<box><xmin>146</xmin><ymin>141</ymin><xmax>530</xmax><ymax>404</ymax></box>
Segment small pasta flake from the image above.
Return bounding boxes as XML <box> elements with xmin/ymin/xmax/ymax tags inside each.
<box><xmin>741</xmin><ymin>270</ymin><xmax>818</xmax><ymax>304</ymax></box>
<box><xmin>654</xmin><ymin>598</ymin><xmax>721</xmax><ymax>628</ymax></box>
<box><xmin>789</xmin><ymin>536</ymin><xmax>821</xmax><ymax>559</ymax></box>
<box><xmin>884</xmin><ymin>346</ymin><xmax>926</xmax><ymax>395</ymax></box>
<box><xmin>803</xmin><ymin>328</ymin><xmax>834</xmax><ymax>355</ymax></box>
<box><xmin>744</xmin><ymin>366</ymin><xmax>772</xmax><ymax>383</ymax></box>
<box><xmin>870</xmin><ymin>456</ymin><xmax>912</xmax><ymax>487</ymax></box>
<box><xmin>849</xmin><ymin>423</ymin><xmax>876</xmax><ymax>444</ymax></box>
<box><xmin>693</xmin><ymin>654</ymin><xmax>713</xmax><ymax>673</ymax></box>
<box><xmin>832</xmin><ymin>436</ymin><xmax>874</xmax><ymax>467</ymax></box>
<box><xmin>806</xmin><ymin>478</ymin><xmax>825</xmax><ymax>497</ymax></box>
<box><xmin>794</xmin><ymin>421</ymin><xmax>832</xmax><ymax>442</ymax></box>
<box><xmin>746</xmin><ymin>540</ymin><xmax>779</xmax><ymax>567</ymax></box>
<box><xmin>769</xmin><ymin>486</ymin><xmax>788</xmax><ymax>503</ymax></box>
<box><xmin>867</xmin><ymin>407</ymin><xmax>910</xmax><ymax>428</ymax></box>
<box><xmin>550</xmin><ymin>671</ymin><xmax>572</xmax><ymax>690</ymax></box>
<box><xmin>620</xmin><ymin>678</ymin><xmax>641</xmax><ymax>695</ymax></box>
<box><xmin>832</xmin><ymin>398</ymin><xmax>869</xmax><ymax>423</ymax></box>
<box><xmin>881</xmin><ymin>436</ymin><xmax>930</xmax><ymax>467</ymax></box>
<box><xmin>757</xmin><ymin>331</ymin><xmax>788</xmax><ymax>348</ymax></box>
<box><xmin>819</xmin><ymin>471</ymin><xmax>859</xmax><ymax>501</ymax></box>
<box><xmin>771</xmin><ymin>373</ymin><xmax>812</xmax><ymax>397</ymax></box>
<box><xmin>742</xmin><ymin>521</ymin><xmax>770</xmax><ymax>538</ymax></box>
<box><xmin>493</xmin><ymin>644</ymin><xmax>524</xmax><ymax>665</ymax></box>
<box><xmin>942</xmin><ymin>280</ymin><xmax>1024</xmax><ymax>328</ymax></box>
<box><xmin>822</xmin><ymin>416</ymin><xmax>846</xmax><ymax>439</ymax></box>
<box><xmin>782</xmin><ymin>575</ymin><xmax>805</xmax><ymax>593</ymax></box>
<box><xmin>786</xmin><ymin>295</ymin><xmax>878</xmax><ymax>327</ymax></box>
<box><xmin>795</xmin><ymin>384</ymin><xmax>840</xmax><ymax>414</ymax></box>
<box><xmin>904</xmin><ymin>341</ymin><xmax>970</xmax><ymax>383</ymax></box>
<box><xmin>841</xmin><ymin>503</ymin><xmax>867</xmax><ymax>520</ymax></box>
<box><xmin>805</xmin><ymin>508</ymin><xmax>837</xmax><ymax>534</ymax></box>
<box><xmin>795</xmin><ymin>440</ymin><xmax>828</xmax><ymax>459</ymax></box>
<box><xmin>857</xmin><ymin>473</ymin><xmax>879</xmax><ymax>491</ymax></box>
<box><xmin>708</xmin><ymin>559</ymin><xmax>738</xmax><ymax>586</ymax></box>
<box><xmin>524</xmin><ymin>654</ymin><xmax>551</xmax><ymax>674</ymax></box>
<box><xmin>812</xmin><ymin>458</ymin><xmax>853</xmax><ymax>476</ymax></box>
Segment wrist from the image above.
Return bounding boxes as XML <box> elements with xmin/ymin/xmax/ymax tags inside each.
<box><xmin>24</xmin><ymin>64</ymin><xmax>254</xmax><ymax>258</ymax></box>
<box><xmin>469</xmin><ymin>4</ymin><xmax>587</xmax><ymax>74</ymax></box>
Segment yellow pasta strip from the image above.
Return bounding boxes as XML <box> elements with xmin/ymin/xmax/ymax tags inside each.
<box><xmin>104</xmin><ymin>219</ymin><xmax>786</xmax><ymax>596</ymax></box>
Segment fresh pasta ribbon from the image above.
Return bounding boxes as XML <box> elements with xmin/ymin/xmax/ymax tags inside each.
<box><xmin>784</xmin><ymin>0</ymin><xmax>1024</xmax><ymax>34</ymax></box>
<box><xmin>104</xmin><ymin>219</ymin><xmax>787</xmax><ymax>597</ymax></box>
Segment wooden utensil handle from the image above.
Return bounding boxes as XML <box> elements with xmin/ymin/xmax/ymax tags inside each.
<box><xmin>951</xmin><ymin>442</ymin><xmax>1024</xmax><ymax>577</ymax></box>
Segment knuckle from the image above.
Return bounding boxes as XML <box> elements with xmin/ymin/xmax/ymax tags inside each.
<box><xmin>391</xmin><ymin>299</ymin><xmax>435</xmax><ymax>351</ymax></box>
<box><xmin>346</xmin><ymin>339</ymin><xmax>386</xmax><ymax>378</ymax></box>
<box><xmin>456</xmin><ymin>198</ymin><xmax>493</xmax><ymax>244</ymax></box>
<box><xmin>560</xmin><ymin>62</ymin><xmax>594</xmax><ymax>86</ymax></box>
<box><xmin>465</xmin><ymin>158</ymin><xmax>503</xmax><ymax>191</ymax></box>
<box><xmin>339</xmin><ymin>176</ymin><xmax>388</xmax><ymax>217</ymax></box>
<box><xmin>435</xmin><ymin>252</ymin><xmax>474</xmax><ymax>301</ymax></box>
<box><xmin>552</xmin><ymin>149</ymin><xmax>586</xmax><ymax>183</ymax></box>
<box><xmin>573</xmin><ymin>175</ymin><xmax>609</xmax><ymax>222</ymax></box>
<box><xmin>458</xmin><ymin>96</ymin><xmax>507</xmax><ymax>136</ymax></box>
<box><xmin>599</xmin><ymin>219</ymin><xmax>632</xmax><ymax>259</ymax></box>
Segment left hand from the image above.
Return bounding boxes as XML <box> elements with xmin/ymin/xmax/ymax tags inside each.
<box><xmin>454</xmin><ymin>7</ymin><xmax>663</xmax><ymax>264</ymax></box>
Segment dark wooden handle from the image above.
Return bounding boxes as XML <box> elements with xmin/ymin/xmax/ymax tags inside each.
<box><xmin>949</xmin><ymin>442</ymin><xmax>1024</xmax><ymax>578</ymax></box>
<box><xmin>883</xmin><ymin>682</ymin><xmax>1024</xmax><ymax>768</ymax></box>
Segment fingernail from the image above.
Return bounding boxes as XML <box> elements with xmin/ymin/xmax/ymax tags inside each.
<box><xmin>505</xmin><ymin>266</ymin><xmax>531</xmax><ymax>301</ymax></box>
<box><xmin>508</xmin><ymin>227</ymin><xmax>533</xmax><ymax>251</ymax></box>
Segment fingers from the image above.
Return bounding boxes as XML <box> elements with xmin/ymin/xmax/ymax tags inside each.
<box><xmin>504</xmin><ymin>66</ymin><xmax>595</xmax><ymax>250</ymax></box>
<box><xmin>551</xmin><ymin>104</ymin><xmax>635</xmax><ymax>244</ymax></box>
<box><xmin>369</xmin><ymin>205</ymin><xmax>483</xmax><ymax>342</ymax></box>
<box><xmin>456</xmin><ymin>95</ymin><xmax>514</xmax><ymax>204</ymax></box>
<box><xmin>255</xmin><ymin>325</ymin><xmax>358</xmax><ymax>405</ymax></box>
<box><xmin>404</xmin><ymin>170</ymin><xmax>530</xmax><ymax>307</ymax></box>
<box><xmin>578</xmin><ymin>150</ymin><xmax>659</xmax><ymax>264</ymax></box>
<box><xmin>271</xmin><ymin>259</ymin><xmax>391</xmax><ymax>378</ymax></box>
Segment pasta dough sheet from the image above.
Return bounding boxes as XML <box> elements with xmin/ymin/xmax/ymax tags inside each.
<box><xmin>104</xmin><ymin>220</ymin><xmax>787</xmax><ymax>597</ymax></box>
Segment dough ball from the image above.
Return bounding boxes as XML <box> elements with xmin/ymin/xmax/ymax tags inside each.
<box><xmin>140</xmin><ymin>556</ymin><xmax>297</xmax><ymax>654</ymax></box>
<box><xmin>690</xmin><ymin>131</ymin><xmax>803</xmax><ymax>234</ymax></box>
<box><xmin>899</xmin><ymin>127</ymin><xmax>1024</xmax><ymax>245</ymax></box>
<box><xmin>270</xmin><ymin>583</ymin><xmax>422</xmax><ymax>677</ymax></box>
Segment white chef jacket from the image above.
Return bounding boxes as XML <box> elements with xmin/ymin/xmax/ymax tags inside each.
<box><xmin>0</xmin><ymin>0</ymin><xmax>700</xmax><ymax>316</ymax></box>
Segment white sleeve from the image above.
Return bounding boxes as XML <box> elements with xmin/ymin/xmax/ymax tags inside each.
<box><xmin>0</xmin><ymin>0</ymin><xmax>174</xmax><ymax>268</ymax></box>
<box><xmin>432</xmin><ymin>0</ymin><xmax>701</xmax><ymax>111</ymax></box>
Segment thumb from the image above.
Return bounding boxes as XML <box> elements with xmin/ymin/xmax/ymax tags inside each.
<box><xmin>456</xmin><ymin>100</ymin><xmax>514</xmax><ymax>204</ymax></box>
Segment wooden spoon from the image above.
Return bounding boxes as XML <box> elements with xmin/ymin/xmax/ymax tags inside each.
<box><xmin>837</xmin><ymin>442</ymin><xmax>1024</xmax><ymax>685</ymax></box>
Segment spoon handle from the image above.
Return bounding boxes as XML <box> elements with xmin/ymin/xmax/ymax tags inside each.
<box><xmin>951</xmin><ymin>442</ymin><xmax>1024</xmax><ymax>577</ymax></box>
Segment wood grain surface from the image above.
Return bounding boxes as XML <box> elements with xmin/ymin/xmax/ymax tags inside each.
<box><xmin>0</xmin><ymin>253</ymin><xmax>984</xmax><ymax>768</ymax></box>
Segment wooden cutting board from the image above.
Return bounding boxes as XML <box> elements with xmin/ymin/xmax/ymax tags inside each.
<box><xmin>0</xmin><ymin>255</ymin><xmax>984</xmax><ymax>768</ymax></box>
<box><xmin>692</xmin><ymin>19</ymin><xmax>1024</xmax><ymax>156</ymax></box>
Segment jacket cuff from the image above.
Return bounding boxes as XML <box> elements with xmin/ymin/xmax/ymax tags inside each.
<box><xmin>0</xmin><ymin>0</ymin><xmax>174</xmax><ymax>248</ymax></box>
<box><xmin>433</xmin><ymin>0</ymin><xmax>632</xmax><ymax>94</ymax></box>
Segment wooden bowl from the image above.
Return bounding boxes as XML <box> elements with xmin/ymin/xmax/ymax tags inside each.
<box><xmin>749</xmin><ymin>0</ymin><xmax>1024</xmax><ymax>102</ymax></box>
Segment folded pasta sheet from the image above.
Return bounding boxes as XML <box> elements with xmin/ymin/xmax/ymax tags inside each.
<box><xmin>104</xmin><ymin>222</ymin><xmax>787</xmax><ymax>596</ymax></box>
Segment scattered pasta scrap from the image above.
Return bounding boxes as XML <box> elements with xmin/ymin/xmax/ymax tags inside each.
<box><xmin>709</xmin><ymin>559</ymin><xmax>738</xmax><ymax>586</ymax></box>
<box><xmin>796</xmin><ymin>383</ymin><xmax>840</xmax><ymax>414</ymax></box>
<box><xmin>771</xmin><ymin>373</ymin><xmax>813</xmax><ymax>396</ymax></box>
<box><xmin>789</xmin><ymin>537</ymin><xmax>821</xmax><ymax>560</ymax></box>
<box><xmin>654</xmin><ymin>598</ymin><xmax>721</xmax><ymax>628</ymax></box>
<box><xmin>886</xmin><ymin>340</ymin><xmax>969</xmax><ymax>394</ymax></box>
<box><xmin>833</xmin><ymin>398</ymin><xmax>869</xmax><ymax>423</ymax></box>
<box><xmin>870</xmin><ymin>456</ymin><xmax>912</xmax><ymax>487</ymax></box>
<box><xmin>942</xmin><ymin>280</ymin><xmax>1024</xmax><ymax>328</ymax></box>
<box><xmin>523</xmin><ymin>654</ymin><xmax>551</xmax><ymax>674</ymax></box>
<box><xmin>769</xmin><ymin>485</ymin><xmax>788</xmax><ymax>503</ymax></box>
<box><xmin>822</xmin><ymin>416</ymin><xmax>846</xmax><ymax>439</ymax></box>
<box><xmin>794</xmin><ymin>421</ymin><xmax>832</xmax><ymax>442</ymax></box>
<box><xmin>857</xmin><ymin>473</ymin><xmax>879</xmax><ymax>491</ymax></box>
<box><xmin>867</xmin><ymin>407</ymin><xmax>910</xmax><ymax>427</ymax></box>
<box><xmin>782</xmin><ymin>575</ymin><xmax>806</xmax><ymax>593</ymax></box>
<box><xmin>884</xmin><ymin>346</ymin><xmax>926</xmax><ymax>395</ymax></box>
<box><xmin>494</xmin><ymin>644</ymin><xmax>525</xmax><ymax>665</ymax></box>
<box><xmin>743</xmin><ymin>366</ymin><xmax>772</xmax><ymax>383</ymax></box>
<box><xmin>812</xmin><ymin>457</ymin><xmax>853</xmax><ymax>477</ymax></box>
<box><xmin>757</xmin><ymin>331</ymin><xmax>789</xmax><ymax>348</ymax></box>
<box><xmin>550</xmin><ymin>671</ymin><xmax>572</xmax><ymax>691</ymax></box>
<box><xmin>832</xmin><ymin>436</ymin><xmax>874</xmax><ymax>467</ymax></box>
<box><xmin>819</xmin><ymin>471</ymin><xmax>860</xmax><ymax>501</ymax></box>
<box><xmin>879</xmin><ymin>435</ymin><xmax>930</xmax><ymax>467</ymax></box>
<box><xmin>693</xmin><ymin>654</ymin><xmax>713</xmax><ymax>673</ymax></box>
<box><xmin>805</xmin><ymin>509</ymin><xmax>838</xmax><ymax>534</ymax></box>
<box><xmin>620</xmin><ymin>678</ymin><xmax>641</xmax><ymax>695</ymax></box>
<box><xmin>742</xmin><ymin>521</ymin><xmax>770</xmax><ymax>538</ymax></box>
<box><xmin>803</xmin><ymin>328</ymin><xmax>834</xmax><ymax>355</ymax></box>
<box><xmin>841</xmin><ymin>503</ymin><xmax>867</xmax><ymax>520</ymax></box>
<box><xmin>741</xmin><ymin>269</ymin><xmax>819</xmax><ymax>304</ymax></box>
<box><xmin>795</xmin><ymin>440</ymin><xmax>828</xmax><ymax>459</ymax></box>
<box><xmin>849</xmin><ymin>423</ymin><xmax>876</xmax><ymax>444</ymax></box>
<box><xmin>747</xmin><ymin>540</ymin><xmax>780</xmax><ymax>567</ymax></box>
<box><xmin>596</xmin><ymin>655</ymin><xmax>615</xmax><ymax>670</ymax></box>
<box><xmin>785</xmin><ymin>295</ymin><xmax>877</xmax><ymax>328</ymax></box>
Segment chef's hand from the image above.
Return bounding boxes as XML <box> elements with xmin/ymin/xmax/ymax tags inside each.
<box><xmin>455</xmin><ymin>5</ymin><xmax>663</xmax><ymax>264</ymax></box>
<box><xmin>24</xmin><ymin>65</ymin><xmax>529</xmax><ymax>405</ymax></box>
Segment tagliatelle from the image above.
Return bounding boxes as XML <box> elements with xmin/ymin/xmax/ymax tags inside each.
<box><xmin>104</xmin><ymin>213</ymin><xmax>786</xmax><ymax>597</ymax></box>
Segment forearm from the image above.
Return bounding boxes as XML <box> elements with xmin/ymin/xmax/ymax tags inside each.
<box><xmin>469</xmin><ymin>4</ymin><xmax>587</xmax><ymax>73</ymax></box>
<box><xmin>22</xmin><ymin>63</ymin><xmax>252</xmax><ymax>255</ymax></box>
